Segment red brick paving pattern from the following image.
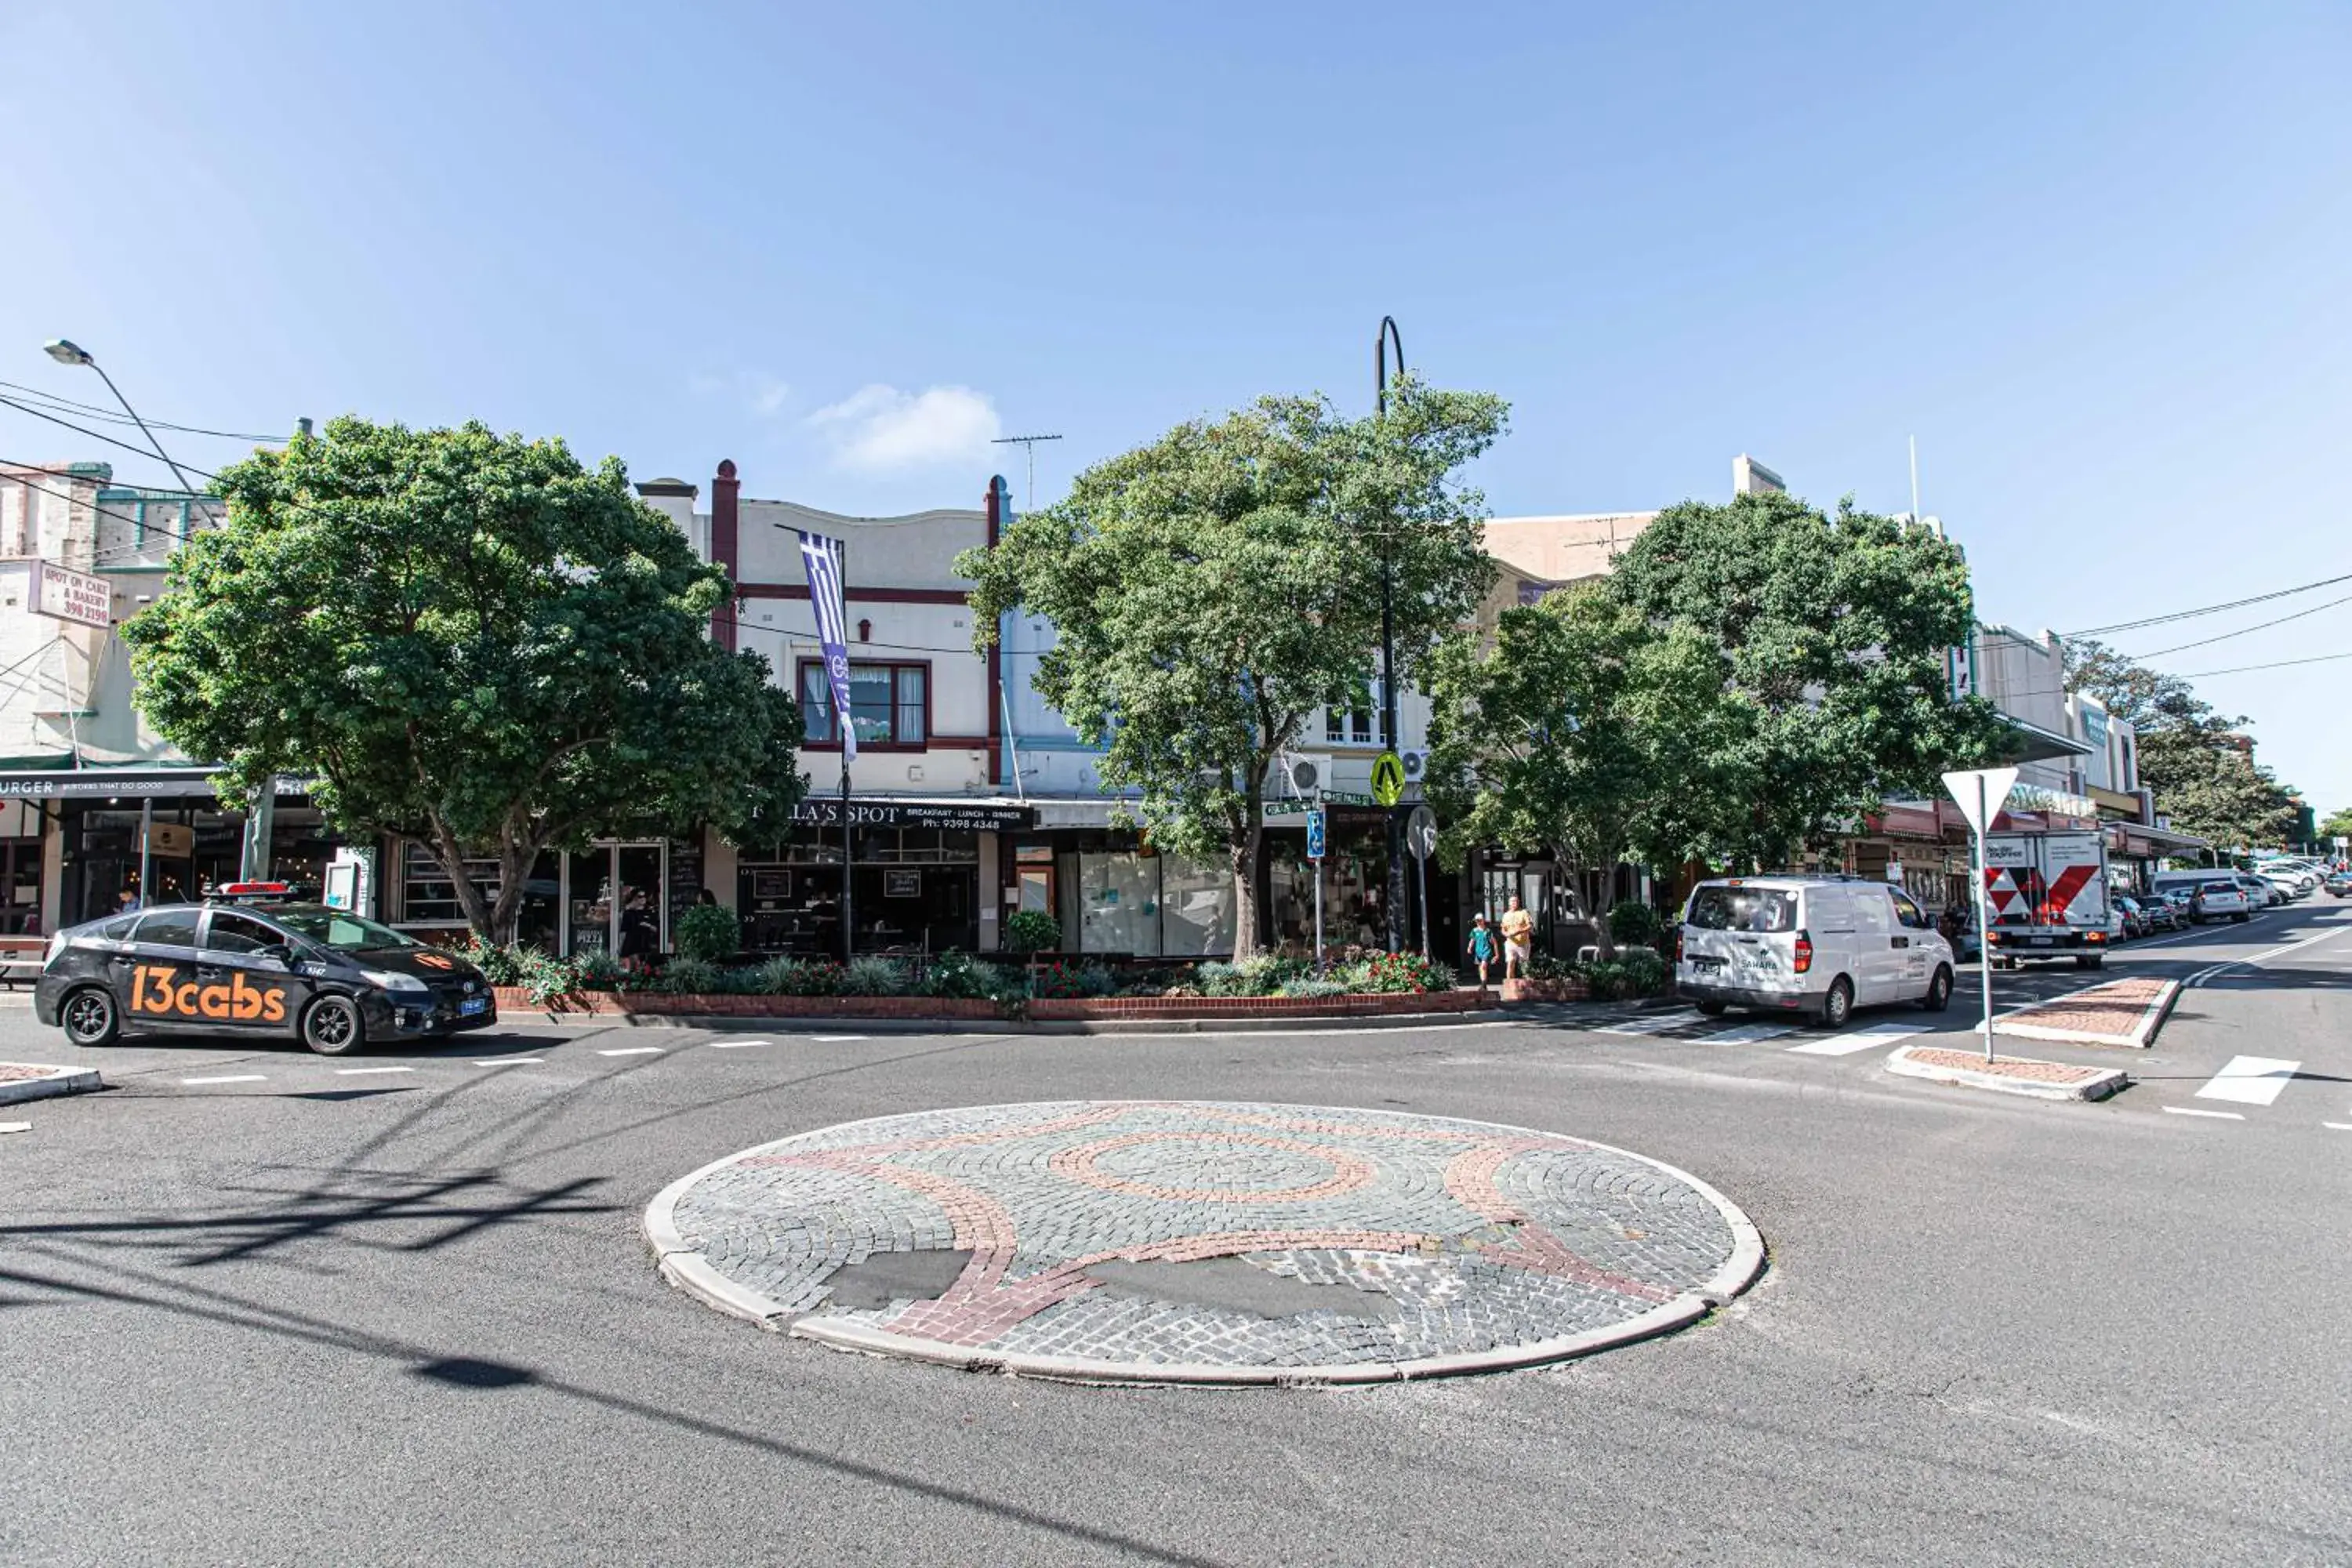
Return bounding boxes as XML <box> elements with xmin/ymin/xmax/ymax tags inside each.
<box><xmin>1905</xmin><ymin>1047</ymin><xmax>2105</xmax><ymax>1084</ymax></box>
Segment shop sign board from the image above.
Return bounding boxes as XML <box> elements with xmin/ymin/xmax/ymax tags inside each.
<box><xmin>31</xmin><ymin>561</ymin><xmax>114</xmax><ymax>630</ymax></box>
<box><xmin>786</xmin><ymin>799</ymin><xmax>1035</xmax><ymax>832</ymax></box>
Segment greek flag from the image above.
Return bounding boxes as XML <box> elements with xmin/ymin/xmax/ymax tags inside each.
<box><xmin>796</xmin><ymin>529</ymin><xmax>857</xmax><ymax>762</ymax></box>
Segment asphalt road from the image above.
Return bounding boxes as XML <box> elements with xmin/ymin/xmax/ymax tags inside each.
<box><xmin>4</xmin><ymin>904</ymin><xmax>2349</xmax><ymax>1566</ymax></box>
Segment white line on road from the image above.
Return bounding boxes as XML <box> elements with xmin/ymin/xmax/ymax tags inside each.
<box><xmin>708</xmin><ymin>1040</ymin><xmax>771</xmax><ymax>1050</ymax></box>
<box><xmin>181</xmin><ymin>1074</ymin><xmax>267</xmax><ymax>1084</ymax></box>
<box><xmin>597</xmin><ymin>1046</ymin><xmax>664</xmax><ymax>1057</ymax></box>
<box><xmin>2194</xmin><ymin>1055</ymin><xmax>2301</xmax><ymax>1106</ymax></box>
<box><xmin>1704</xmin><ymin>1023</ymin><xmax>1795</xmax><ymax>1045</ymax></box>
<box><xmin>2324</xmin><ymin>1123</ymin><xmax>2352</xmax><ymax>1132</ymax></box>
<box><xmin>0</xmin><ymin>1120</ymin><xmax>31</xmax><ymax>1133</ymax></box>
<box><xmin>1598</xmin><ymin>1015</ymin><xmax>1688</xmax><ymax>1036</ymax></box>
<box><xmin>2186</xmin><ymin>921</ymin><xmax>2352</xmax><ymax>988</ymax></box>
<box><xmin>1785</xmin><ymin>1022</ymin><xmax>1931</xmax><ymax>1057</ymax></box>
<box><xmin>335</xmin><ymin>1065</ymin><xmax>415</xmax><ymax>1076</ymax></box>
<box><xmin>2162</xmin><ymin>1106</ymin><xmax>2245</xmax><ymax>1120</ymax></box>
<box><xmin>814</xmin><ymin>1035</ymin><xmax>868</xmax><ymax>1043</ymax></box>
<box><xmin>474</xmin><ymin>1057</ymin><xmax>543</xmax><ymax>1066</ymax></box>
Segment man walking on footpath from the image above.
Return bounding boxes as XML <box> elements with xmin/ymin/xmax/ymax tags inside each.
<box><xmin>1500</xmin><ymin>895</ymin><xmax>1534</xmax><ymax>981</ymax></box>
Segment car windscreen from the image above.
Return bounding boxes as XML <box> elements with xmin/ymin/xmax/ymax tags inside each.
<box><xmin>1685</xmin><ymin>887</ymin><xmax>1800</xmax><ymax>934</ymax></box>
<box><xmin>263</xmin><ymin>906</ymin><xmax>421</xmax><ymax>952</ymax></box>
<box><xmin>2201</xmin><ymin>880</ymin><xmax>2240</xmax><ymax>895</ymax></box>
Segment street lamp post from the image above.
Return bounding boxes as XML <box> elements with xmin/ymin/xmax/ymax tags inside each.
<box><xmin>42</xmin><ymin>339</ymin><xmax>201</xmax><ymax>496</ymax></box>
<box><xmin>1374</xmin><ymin>315</ymin><xmax>1406</xmax><ymax>955</ymax></box>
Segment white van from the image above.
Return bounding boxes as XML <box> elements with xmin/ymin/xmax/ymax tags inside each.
<box><xmin>1677</xmin><ymin>877</ymin><xmax>1956</xmax><ymax>1029</ymax></box>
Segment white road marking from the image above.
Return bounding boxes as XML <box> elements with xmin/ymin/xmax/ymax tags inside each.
<box><xmin>2194</xmin><ymin>1055</ymin><xmax>2300</xmax><ymax>1106</ymax></box>
<box><xmin>1785</xmin><ymin>1021</ymin><xmax>1931</xmax><ymax>1057</ymax></box>
<box><xmin>1597</xmin><ymin>1015</ymin><xmax>1687</xmax><ymax>1036</ymax></box>
<box><xmin>181</xmin><ymin>1074</ymin><xmax>267</xmax><ymax>1084</ymax></box>
<box><xmin>1704</xmin><ymin>1022</ymin><xmax>1795</xmax><ymax>1045</ymax></box>
<box><xmin>474</xmin><ymin>1057</ymin><xmax>543</xmax><ymax>1066</ymax></box>
<box><xmin>0</xmin><ymin>1121</ymin><xmax>31</xmax><ymax>1134</ymax></box>
<box><xmin>814</xmin><ymin>1035</ymin><xmax>869</xmax><ymax>1043</ymax></box>
<box><xmin>2163</xmin><ymin>1106</ymin><xmax>2245</xmax><ymax>1120</ymax></box>
<box><xmin>2324</xmin><ymin>1123</ymin><xmax>2352</xmax><ymax>1132</ymax></box>
<box><xmin>597</xmin><ymin>1046</ymin><xmax>664</xmax><ymax>1057</ymax></box>
<box><xmin>335</xmin><ymin>1065</ymin><xmax>414</xmax><ymax>1076</ymax></box>
<box><xmin>708</xmin><ymin>1040</ymin><xmax>771</xmax><ymax>1050</ymax></box>
<box><xmin>2185</xmin><ymin>920</ymin><xmax>2352</xmax><ymax>987</ymax></box>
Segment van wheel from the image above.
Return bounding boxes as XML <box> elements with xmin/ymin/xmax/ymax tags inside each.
<box><xmin>1920</xmin><ymin>966</ymin><xmax>1953</xmax><ymax>1012</ymax></box>
<box><xmin>1816</xmin><ymin>977</ymin><xmax>1854</xmax><ymax>1029</ymax></box>
<box><xmin>1694</xmin><ymin>1000</ymin><xmax>1727</xmax><ymax>1017</ymax></box>
<box><xmin>2076</xmin><ymin>954</ymin><xmax>2104</xmax><ymax>971</ymax></box>
<box><xmin>299</xmin><ymin>994</ymin><xmax>368</xmax><ymax>1056</ymax></box>
<box><xmin>61</xmin><ymin>986</ymin><xmax>120</xmax><ymax>1047</ymax></box>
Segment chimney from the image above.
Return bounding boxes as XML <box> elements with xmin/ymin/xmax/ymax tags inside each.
<box><xmin>710</xmin><ymin>459</ymin><xmax>739</xmax><ymax>652</ymax></box>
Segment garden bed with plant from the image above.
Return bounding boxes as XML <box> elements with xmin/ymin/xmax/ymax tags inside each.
<box><xmin>470</xmin><ymin>913</ymin><xmax>1478</xmax><ymax>1023</ymax></box>
<box><xmin>1499</xmin><ymin>944</ymin><xmax>1672</xmax><ymax>1004</ymax></box>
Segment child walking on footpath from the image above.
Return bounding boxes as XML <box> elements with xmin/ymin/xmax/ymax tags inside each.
<box><xmin>1466</xmin><ymin>912</ymin><xmax>1497</xmax><ymax>986</ymax></box>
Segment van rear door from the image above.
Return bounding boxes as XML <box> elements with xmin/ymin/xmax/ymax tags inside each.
<box><xmin>1682</xmin><ymin>884</ymin><xmax>1802</xmax><ymax>993</ymax></box>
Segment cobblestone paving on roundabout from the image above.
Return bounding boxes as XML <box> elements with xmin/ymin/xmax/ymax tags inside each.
<box><xmin>646</xmin><ymin>1102</ymin><xmax>1764</xmax><ymax>1384</ymax></box>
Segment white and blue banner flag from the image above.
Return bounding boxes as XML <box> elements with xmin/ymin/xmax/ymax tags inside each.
<box><xmin>796</xmin><ymin>529</ymin><xmax>857</xmax><ymax>763</ymax></box>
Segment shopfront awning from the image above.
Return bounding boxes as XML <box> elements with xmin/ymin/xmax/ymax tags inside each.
<box><xmin>0</xmin><ymin>764</ymin><xmax>311</xmax><ymax>801</ymax></box>
<box><xmin>2109</xmin><ymin>820</ymin><xmax>2211</xmax><ymax>858</ymax></box>
<box><xmin>1988</xmin><ymin>715</ymin><xmax>2092</xmax><ymax>766</ymax></box>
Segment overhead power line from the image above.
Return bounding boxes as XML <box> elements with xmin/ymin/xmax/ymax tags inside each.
<box><xmin>0</xmin><ymin>393</ymin><xmax>225</xmax><ymax>484</ymax></box>
<box><xmin>2176</xmin><ymin>650</ymin><xmax>2352</xmax><ymax>679</ymax></box>
<box><xmin>2065</xmin><ymin>571</ymin><xmax>2352</xmax><ymax>638</ymax></box>
<box><xmin>0</xmin><ymin>379</ymin><xmax>284</xmax><ymax>444</ymax></box>
<box><xmin>2125</xmin><ymin>591</ymin><xmax>2352</xmax><ymax>662</ymax></box>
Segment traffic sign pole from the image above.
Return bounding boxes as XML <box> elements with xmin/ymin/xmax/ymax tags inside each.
<box><xmin>1307</xmin><ymin>808</ymin><xmax>1327</xmax><ymax>971</ymax></box>
<box><xmin>1973</xmin><ymin>775</ymin><xmax>1994</xmax><ymax>1064</ymax></box>
<box><xmin>1944</xmin><ymin>765</ymin><xmax>2017</xmax><ymax>1065</ymax></box>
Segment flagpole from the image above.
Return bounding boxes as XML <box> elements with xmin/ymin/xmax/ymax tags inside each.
<box><xmin>839</xmin><ymin>537</ymin><xmax>854</xmax><ymax>967</ymax></box>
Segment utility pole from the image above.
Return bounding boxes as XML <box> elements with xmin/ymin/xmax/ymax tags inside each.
<box><xmin>1374</xmin><ymin>316</ymin><xmax>1406</xmax><ymax>955</ymax></box>
<box><xmin>989</xmin><ymin>434</ymin><xmax>1062</xmax><ymax>510</ymax></box>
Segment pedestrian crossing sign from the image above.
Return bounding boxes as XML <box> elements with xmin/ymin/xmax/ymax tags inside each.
<box><xmin>1370</xmin><ymin>751</ymin><xmax>1406</xmax><ymax>806</ymax></box>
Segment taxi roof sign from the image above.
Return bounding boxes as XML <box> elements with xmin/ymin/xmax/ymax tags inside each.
<box><xmin>213</xmin><ymin>881</ymin><xmax>291</xmax><ymax>900</ymax></box>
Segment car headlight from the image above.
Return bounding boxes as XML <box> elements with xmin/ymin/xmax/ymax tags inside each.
<box><xmin>361</xmin><ymin>969</ymin><xmax>430</xmax><ymax>994</ymax></box>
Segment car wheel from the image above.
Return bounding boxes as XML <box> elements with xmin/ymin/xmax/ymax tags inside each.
<box><xmin>1694</xmin><ymin>1000</ymin><xmax>1727</xmax><ymax>1017</ymax></box>
<box><xmin>1920</xmin><ymin>965</ymin><xmax>1953</xmax><ymax>1012</ymax></box>
<box><xmin>1817</xmin><ymin>976</ymin><xmax>1854</xmax><ymax>1029</ymax></box>
<box><xmin>60</xmin><ymin>985</ymin><xmax>120</xmax><ymax>1047</ymax></box>
<box><xmin>2076</xmin><ymin>954</ymin><xmax>2104</xmax><ymax>971</ymax></box>
<box><xmin>2232</xmin><ymin>913</ymin><xmax>2249</xmax><ymax>924</ymax></box>
<box><xmin>299</xmin><ymin>994</ymin><xmax>368</xmax><ymax>1056</ymax></box>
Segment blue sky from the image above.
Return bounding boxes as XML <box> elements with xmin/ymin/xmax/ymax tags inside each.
<box><xmin>4</xmin><ymin>2</ymin><xmax>2348</xmax><ymax>809</ymax></box>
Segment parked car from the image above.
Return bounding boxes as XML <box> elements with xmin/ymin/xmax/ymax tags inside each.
<box><xmin>2137</xmin><ymin>895</ymin><xmax>2181</xmax><ymax>933</ymax></box>
<box><xmin>2186</xmin><ymin>878</ymin><xmax>2253</xmax><ymax>924</ymax></box>
<box><xmin>2113</xmin><ymin>897</ymin><xmax>2151</xmax><ymax>939</ymax></box>
<box><xmin>2239</xmin><ymin>874</ymin><xmax>2284</xmax><ymax>908</ymax></box>
<box><xmin>1677</xmin><ymin>877</ymin><xmax>1955</xmax><ymax>1028</ymax></box>
<box><xmin>2327</xmin><ymin>872</ymin><xmax>2352</xmax><ymax>898</ymax></box>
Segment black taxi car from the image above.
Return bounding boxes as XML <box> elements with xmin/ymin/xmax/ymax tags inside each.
<box><xmin>34</xmin><ymin>885</ymin><xmax>496</xmax><ymax>1055</ymax></box>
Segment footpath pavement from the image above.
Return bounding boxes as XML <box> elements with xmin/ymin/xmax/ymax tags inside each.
<box><xmin>649</xmin><ymin>1099</ymin><xmax>1762</xmax><ymax>1383</ymax></box>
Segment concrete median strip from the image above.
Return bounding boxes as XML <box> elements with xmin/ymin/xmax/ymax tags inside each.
<box><xmin>0</xmin><ymin>1062</ymin><xmax>102</xmax><ymax>1106</ymax></box>
<box><xmin>1885</xmin><ymin>1043</ymin><xmax>2129</xmax><ymax>1102</ymax></box>
<box><xmin>1996</xmin><ymin>977</ymin><xmax>2180</xmax><ymax>1049</ymax></box>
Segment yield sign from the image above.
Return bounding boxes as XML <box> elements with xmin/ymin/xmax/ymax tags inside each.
<box><xmin>1941</xmin><ymin>766</ymin><xmax>2020</xmax><ymax>837</ymax></box>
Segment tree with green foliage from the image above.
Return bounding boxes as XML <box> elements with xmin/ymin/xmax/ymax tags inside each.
<box><xmin>2064</xmin><ymin>639</ymin><xmax>2299</xmax><ymax>853</ymax></box>
<box><xmin>1600</xmin><ymin>490</ymin><xmax>2006</xmax><ymax>869</ymax></box>
<box><xmin>959</xmin><ymin>382</ymin><xmax>1505</xmax><ymax>958</ymax></box>
<box><xmin>124</xmin><ymin>418</ymin><xmax>805</xmax><ymax>944</ymax></box>
<box><xmin>2319</xmin><ymin>807</ymin><xmax>2352</xmax><ymax>844</ymax></box>
<box><xmin>1425</xmin><ymin>583</ymin><xmax>1738</xmax><ymax>953</ymax></box>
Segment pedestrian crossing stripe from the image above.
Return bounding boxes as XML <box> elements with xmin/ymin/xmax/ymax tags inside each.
<box><xmin>1784</xmin><ymin>1022</ymin><xmax>1932</xmax><ymax>1057</ymax></box>
<box><xmin>1706</xmin><ymin>1023</ymin><xmax>1795</xmax><ymax>1045</ymax></box>
<box><xmin>2192</xmin><ymin>1055</ymin><xmax>2300</xmax><ymax>1107</ymax></box>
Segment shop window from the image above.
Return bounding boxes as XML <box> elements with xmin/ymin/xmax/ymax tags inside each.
<box><xmin>800</xmin><ymin>662</ymin><xmax>927</xmax><ymax>748</ymax></box>
<box><xmin>1158</xmin><ymin>856</ymin><xmax>1235</xmax><ymax>955</ymax></box>
<box><xmin>1078</xmin><ymin>853</ymin><xmax>1157</xmax><ymax>955</ymax></box>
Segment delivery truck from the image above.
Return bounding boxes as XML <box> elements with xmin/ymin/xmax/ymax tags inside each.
<box><xmin>1980</xmin><ymin>829</ymin><xmax>2115</xmax><ymax>970</ymax></box>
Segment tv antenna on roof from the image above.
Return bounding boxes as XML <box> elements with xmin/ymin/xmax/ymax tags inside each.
<box><xmin>990</xmin><ymin>433</ymin><xmax>1062</xmax><ymax>510</ymax></box>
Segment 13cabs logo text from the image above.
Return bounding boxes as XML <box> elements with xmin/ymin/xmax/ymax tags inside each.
<box><xmin>128</xmin><ymin>965</ymin><xmax>289</xmax><ymax>1023</ymax></box>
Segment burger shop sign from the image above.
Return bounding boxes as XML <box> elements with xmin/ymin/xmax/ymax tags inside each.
<box><xmin>32</xmin><ymin>562</ymin><xmax>114</xmax><ymax>630</ymax></box>
<box><xmin>786</xmin><ymin>800</ymin><xmax>1036</xmax><ymax>832</ymax></box>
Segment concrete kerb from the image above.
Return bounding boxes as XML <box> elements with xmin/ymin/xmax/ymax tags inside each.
<box><xmin>522</xmin><ymin>1008</ymin><xmax>1512</xmax><ymax>1038</ymax></box>
<box><xmin>1884</xmin><ymin>1042</ymin><xmax>2131</xmax><ymax>1103</ymax></box>
<box><xmin>639</xmin><ymin>1103</ymin><xmax>1767</xmax><ymax>1388</ymax></box>
<box><xmin>0</xmin><ymin>1062</ymin><xmax>102</xmax><ymax>1106</ymax></box>
<box><xmin>1996</xmin><ymin>978</ymin><xmax>2181</xmax><ymax>1050</ymax></box>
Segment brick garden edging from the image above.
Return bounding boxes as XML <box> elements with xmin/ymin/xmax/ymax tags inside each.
<box><xmin>1884</xmin><ymin>1042</ymin><xmax>2130</xmax><ymax>1103</ymax></box>
<box><xmin>1498</xmin><ymin>977</ymin><xmax>1592</xmax><ymax>1003</ymax></box>
<box><xmin>492</xmin><ymin>986</ymin><xmax>1494</xmax><ymax>1025</ymax></box>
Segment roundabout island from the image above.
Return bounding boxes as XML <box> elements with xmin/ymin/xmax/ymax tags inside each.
<box><xmin>645</xmin><ymin>1101</ymin><xmax>1763</xmax><ymax>1384</ymax></box>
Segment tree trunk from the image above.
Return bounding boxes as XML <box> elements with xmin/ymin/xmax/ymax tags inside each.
<box><xmin>1229</xmin><ymin>816</ymin><xmax>1264</xmax><ymax>961</ymax></box>
<box><xmin>426</xmin><ymin>820</ymin><xmax>495</xmax><ymax>946</ymax></box>
<box><xmin>488</xmin><ymin>834</ymin><xmax>539</xmax><ymax>949</ymax></box>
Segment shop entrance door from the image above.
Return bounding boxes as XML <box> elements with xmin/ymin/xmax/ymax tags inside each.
<box><xmin>564</xmin><ymin>842</ymin><xmax>669</xmax><ymax>960</ymax></box>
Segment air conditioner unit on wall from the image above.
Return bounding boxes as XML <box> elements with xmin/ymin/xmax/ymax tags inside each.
<box><xmin>1399</xmin><ymin>749</ymin><xmax>1428</xmax><ymax>784</ymax></box>
<box><xmin>1286</xmin><ymin>755</ymin><xmax>1331</xmax><ymax>796</ymax></box>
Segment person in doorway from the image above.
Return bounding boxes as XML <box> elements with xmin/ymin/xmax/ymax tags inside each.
<box><xmin>1465</xmin><ymin>912</ymin><xmax>1497</xmax><ymax>988</ymax></box>
<box><xmin>1500</xmin><ymin>895</ymin><xmax>1535</xmax><ymax>980</ymax></box>
<box><xmin>695</xmin><ymin>887</ymin><xmax>718</xmax><ymax>908</ymax></box>
<box><xmin>619</xmin><ymin>889</ymin><xmax>659</xmax><ymax>966</ymax></box>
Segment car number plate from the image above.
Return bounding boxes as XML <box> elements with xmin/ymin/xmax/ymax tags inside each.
<box><xmin>2027</xmin><ymin>937</ymin><xmax>2053</xmax><ymax>946</ymax></box>
<box><xmin>460</xmin><ymin>996</ymin><xmax>489</xmax><ymax>1016</ymax></box>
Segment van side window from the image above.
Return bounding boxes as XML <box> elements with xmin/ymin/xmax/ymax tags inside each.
<box><xmin>1888</xmin><ymin>889</ymin><xmax>1927</xmax><ymax>929</ymax></box>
